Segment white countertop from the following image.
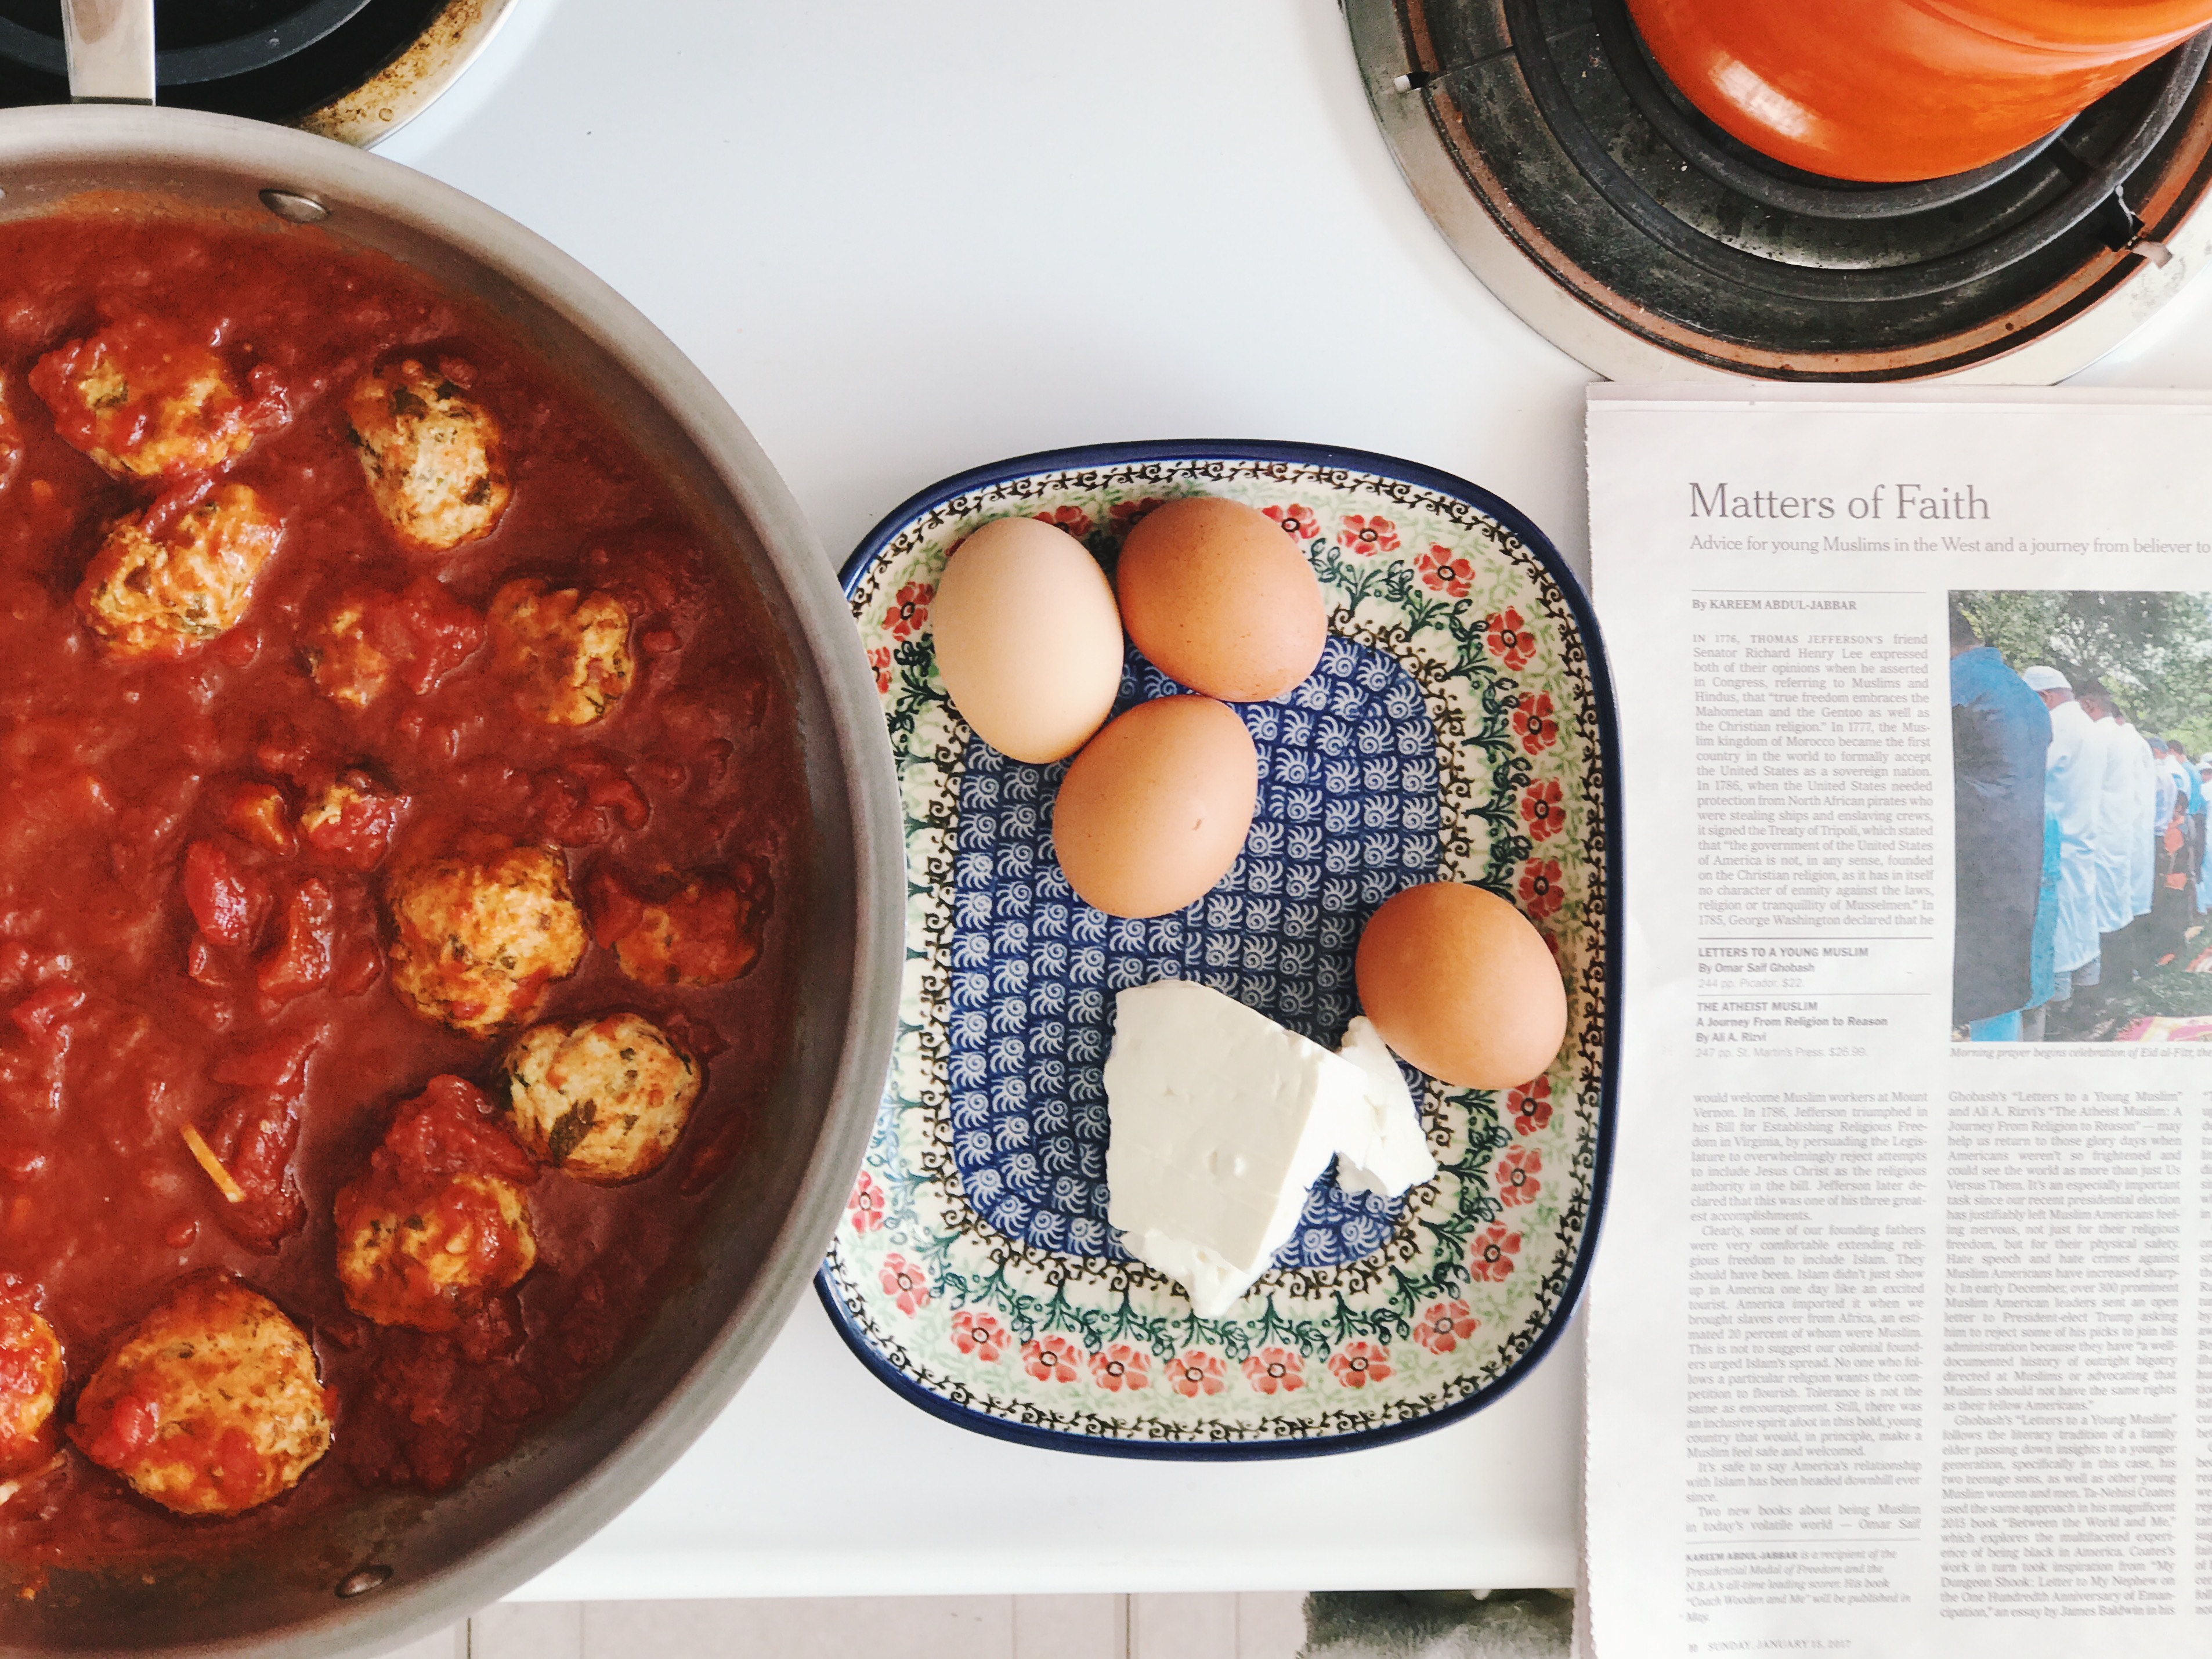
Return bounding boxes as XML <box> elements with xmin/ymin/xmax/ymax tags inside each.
<box><xmin>512</xmin><ymin>1292</ymin><xmax>1583</xmax><ymax>1601</ymax></box>
<box><xmin>370</xmin><ymin>0</ymin><xmax>2212</xmax><ymax>1599</ymax></box>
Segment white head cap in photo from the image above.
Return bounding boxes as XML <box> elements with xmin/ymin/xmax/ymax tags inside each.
<box><xmin>2020</xmin><ymin>666</ymin><xmax>2072</xmax><ymax>693</ymax></box>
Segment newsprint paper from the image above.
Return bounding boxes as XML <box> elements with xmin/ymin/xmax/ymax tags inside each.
<box><xmin>1584</xmin><ymin>387</ymin><xmax>2212</xmax><ymax>1658</ymax></box>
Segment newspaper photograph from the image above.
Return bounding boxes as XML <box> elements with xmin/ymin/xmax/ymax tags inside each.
<box><xmin>1950</xmin><ymin>591</ymin><xmax>2212</xmax><ymax>1044</ymax></box>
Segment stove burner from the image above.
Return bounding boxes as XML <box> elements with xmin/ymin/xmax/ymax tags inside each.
<box><xmin>0</xmin><ymin>0</ymin><xmax>511</xmax><ymax>144</ymax></box>
<box><xmin>0</xmin><ymin>0</ymin><xmax>374</xmax><ymax>84</ymax></box>
<box><xmin>1350</xmin><ymin>0</ymin><xmax>2212</xmax><ymax>378</ymax></box>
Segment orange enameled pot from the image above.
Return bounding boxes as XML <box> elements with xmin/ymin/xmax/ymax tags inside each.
<box><xmin>1626</xmin><ymin>0</ymin><xmax>2212</xmax><ymax>181</ymax></box>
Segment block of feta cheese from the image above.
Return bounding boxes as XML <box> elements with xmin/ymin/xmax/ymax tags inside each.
<box><xmin>1103</xmin><ymin>982</ymin><xmax>1433</xmax><ymax>1318</ymax></box>
<box><xmin>1333</xmin><ymin>1015</ymin><xmax>1440</xmax><ymax>1198</ymax></box>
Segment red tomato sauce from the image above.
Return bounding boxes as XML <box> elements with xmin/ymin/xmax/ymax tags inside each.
<box><xmin>0</xmin><ymin>209</ymin><xmax>807</xmax><ymax>1570</ymax></box>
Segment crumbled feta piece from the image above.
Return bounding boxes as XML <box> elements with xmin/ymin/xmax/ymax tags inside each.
<box><xmin>1332</xmin><ymin>1015</ymin><xmax>1438</xmax><ymax>1198</ymax></box>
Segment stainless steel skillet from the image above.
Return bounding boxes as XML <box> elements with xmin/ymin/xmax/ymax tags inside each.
<box><xmin>0</xmin><ymin>5</ymin><xmax>903</xmax><ymax>1653</ymax></box>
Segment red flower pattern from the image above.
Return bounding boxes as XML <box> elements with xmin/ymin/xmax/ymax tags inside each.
<box><xmin>1485</xmin><ymin>607</ymin><xmax>1536</xmax><ymax>673</ymax></box>
<box><xmin>847</xmin><ymin>1172</ymin><xmax>886</xmax><ymax>1234</ymax></box>
<box><xmin>1415</xmin><ymin>543</ymin><xmax>1475</xmax><ymax>598</ymax></box>
<box><xmin>1339</xmin><ymin>514</ymin><xmax>1400</xmax><ymax>555</ymax></box>
<box><xmin>1519</xmin><ymin>778</ymin><xmax>1563</xmax><ymax>842</ymax></box>
<box><xmin>1021</xmin><ymin>1333</ymin><xmax>1082</xmax><ymax>1382</ymax></box>
<box><xmin>882</xmin><ymin>581</ymin><xmax>932</xmax><ymax>641</ymax></box>
<box><xmin>1167</xmin><ymin>1349</ymin><xmax>1228</xmax><ymax>1398</ymax></box>
<box><xmin>1241</xmin><ymin>1346</ymin><xmax>1305</xmax><ymax>1394</ymax></box>
<box><xmin>1033</xmin><ymin>505</ymin><xmax>1094</xmax><ymax>541</ymax></box>
<box><xmin>1109</xmin><ymin>496</ymin><xmax>1167</xmax><ymax>533</ymax></box>
<box><xmin>1328</xmin><ymin>1340</ymin><xmax>1393</xmax><ymax>1389</ymax></box>
<box><xmin>1496</xmin><ymin>1145</ymin><xmax>1542</xmax><ymax>1208</ymax></box>
<box><xmin>950</xmin><ymin>1310</ymin><xmax>1008</xmax><ymax>1363</ymax></box>
<box><xmin>1412</xmin><ymin>1299</ymin><xmax>1479</xmax><ymax>1356</ymax></box>
<box><xmin>1470</xmin><ymin>1224</ymin><xmax>1523</xmax><ymax>1283</ymax></box>
<box><xmin>1519</xmin><ymin>858</ymin><xmax>1564</xmax><ymax>921</ymax></box>
<box><xmin>1509</xmin><ymin>692</ymin><xmax>1558</xmax><ymax>755</ymax></box>
<box><xmin>867</xmin><ymin>645</ymin><xmax>893</xmax><ymax>697</ymax></box>
<box><xmin>1508</xmin><ymin>1075</ymin><xmax>1553</xmax><ymax>1136</ymax></box>
<box><xmin>1089</xmin><ymin>1343</ymin><xmax>1151</xmax><ymax>1393</ymax></box>
<box><xmin>879</xmin><ymin>1252</ymin><xmax>930</xmax><ymax>1315</ymax></box>
<box><xmin>1263</xmin><ymin>503</ymin><xmax>1321</xmax><ymax>541</ymax></box>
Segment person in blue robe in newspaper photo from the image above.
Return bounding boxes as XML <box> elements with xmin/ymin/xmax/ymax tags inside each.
<box><xmin>1950</xmin><ymin>605</ymin><xmax>2052</xmax><ymax>1040</ymax></box>
<box><xmin>2183</xmin><ymin>741</ymin><xmax>2207</xmax><ymax>905</ymax></box>
<box><xmin>2199</xmin><ymin>754</ymin><xmax>2212</xmax><ymax>921</ymax></box>
<box><xmin>2019</xmin><ymin>666</ymin><xmax>2101</xmax><ymax>1039</ymax></box>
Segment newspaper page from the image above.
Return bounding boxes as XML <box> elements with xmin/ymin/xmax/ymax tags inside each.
<box><xmin>1584</xmin><ymin>387</ymin><xmax>2212</xmax><ymax>1659</ymax></box>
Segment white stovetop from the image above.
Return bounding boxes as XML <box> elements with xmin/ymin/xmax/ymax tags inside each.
<box><xmin>370</xmin><ymin>0</ymin><xmax>2212</xmax><ymax>1600</ymax></box>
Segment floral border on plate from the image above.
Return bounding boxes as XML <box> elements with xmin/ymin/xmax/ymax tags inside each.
<box><xmin>818</xmin><ymin>441</ymin><xmax>1620</xmax><ymax>1457</ymax></box>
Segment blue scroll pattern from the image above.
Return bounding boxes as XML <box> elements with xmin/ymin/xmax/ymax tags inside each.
<box><xmin>947</xmin><ymin>635</ymin><xmax>1441</xmax><ymax>1267</ymax></box>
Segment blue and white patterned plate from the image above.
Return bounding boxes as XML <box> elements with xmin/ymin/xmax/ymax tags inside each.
<box><xmin>819</xmin><ymin>441</ymin><xmax>1619</xmax><ymax>1457</ymax></box>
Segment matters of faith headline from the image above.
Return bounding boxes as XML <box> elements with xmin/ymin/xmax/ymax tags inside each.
<box><xmin>1687</xmin><ymin>482</ymin><xmax>1988</xmax><ymax>522</ymax></box>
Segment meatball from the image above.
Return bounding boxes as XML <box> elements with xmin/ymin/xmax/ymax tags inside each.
<box><xmin>334</xmin><ymin>1076</ymin><xmax>538</xmax><ymax>1332</ymax></box>
<box><xmin>301</xmin><ymin>596</ymin><xmax>390</xmax><ymax>710</ymax></box>
<box><xmin>78</xmin><ymin>484</ymin><xmax>283</xmax><ymax>657</ymax></box>
<box><xmin>68</xmin><ymin>1279</ymin><xmax>331</xmax><ymax>1517</ymax></box>
<box><xmin>30</xmin><ymin>318</ymin><xmax>258</xmax><ymax>481</ymax></box>
<box><xmin>386</xmin><ymin>839</ymin><xmax>587</xmax><ymax>1035</ymax></box>
<box><xmin>0</xmin><ymin>1296</ymin><xmax>62</xmax><ymax>1477</ymax></box>
<box><xmin>594</xmin><ymin>861</ymin><xmax>769</xmax><ymax>988</ymax></box>
<box><xmin>299</xmin><ymin>771</ymin><xmax>404</xmax><ymax>872</ymax></box>
<box><xmin>346</xmin><ymin>360</ymin><xmax>509</xmax><ymax>552</ymax></box>
<box><xmin>302</xmin><ymin>577</ymin><xmax>486</xmax><ymax>710</ymax></box>
<box><xmin>489</xmin><ymin>577</ymin><xmax>634</xmax><ymax>726</ymax></box>
<box><xmin>504</xmin><ymin>1013</ymin><xmax>703</xmax><ymax>1184</ymax></box>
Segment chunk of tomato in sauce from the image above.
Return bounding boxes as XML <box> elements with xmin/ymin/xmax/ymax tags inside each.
<box><xmin>0</xmin><ymin>397</ymin><xmax>19</xmax><ymax>494</ymax></box>
<box><xmin>182</xmin><ymin>840</ymin><xmax>269</xmax><ymax>950</ymax></box>
<box><xmin>384</xmin><ymin>576</ymin><xmax>487</xmax><ymax>693</ymax></box>
<box><xmin>583</xmin><ymin>864</ymin><xmax>645</xmax><ymax>952</ymax></box>
<box><xmin>75</xmin><ymin>1389</ymin><xmax>158</xmax><ymax>1471</ymax></box>
<box><xmin>200</xmin><ymin>1023</ymin><xmax>326</xmax><ymax>1252</ymax></box>
<box><xmin>211</xmin><ymin>1024</ymin><xmax>323</xmax><ymax>1091</ymax></box>
<box><xmin>526</xmin><ymin>750</ymin><xmax>649</xmax><ymax>848</ymax></box>
<box><xmin>256</xmin><ymin>880</ymin><xmax>335</xmax><ymax>1004</ymax></box>
<box><xmin>384</xmin><ymin>1076</ymin><xmax>537</xmax><ymax>1188</ymax></box>
<box><xmin>204</xmin><ymin>1091</ymin><xmax>306</xmax><ymax>1253</ymax></box>
<box><xmin>8</xmin><ymin>982</ymin><xmax>84</xmax><ymax>1055</ymax></box>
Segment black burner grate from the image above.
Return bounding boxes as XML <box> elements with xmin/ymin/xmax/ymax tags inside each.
<box><xmin>1536</xmin><ymin>0</ymin><xmax>2209</xmax><ymax>299</ymax></box>
<box><xmin>0</xmin><ymin>0</ymin><xmax>446</xmax><ymax>123</ymax></box>
<box><xmin>1359</xmin><ymin>0</ymin><xmax>2212</xmax><ymax>375</ymax></box>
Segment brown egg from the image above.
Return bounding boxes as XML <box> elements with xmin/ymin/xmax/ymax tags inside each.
<box><xmin>932</xmin><ymin>516</ymin><xmax>1125</xmax><ymax>763</ymax></box>
<box><xmin>1051</xmin><ymin>696</ymin><xmax>1258</xmax><ymax>919</ymax></box>
<box><xmin>1115</xmin><ymin>497</ymin><xmax>1327</xmax><ymax>702</ymax></box>
<box><xmin>1354</xmin><ymin>881</ymin><xmax>1567</xmax><ymax>1089</ymax></box>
